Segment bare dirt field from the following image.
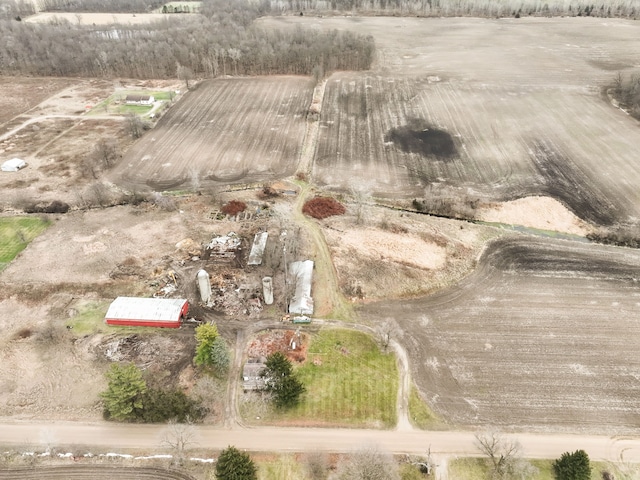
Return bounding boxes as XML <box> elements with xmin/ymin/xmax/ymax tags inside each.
<box><xmin>110</xmin><ymin>77</ymin><xmax>314</xmax><ymax>192</ymax></box>
<box><xmin>361</xmin><ymin>235</ymin><xmax>640</xmax><ymax>434</ymax></box>
<box><xmin>0</xmin><ymin>78</ymin><xmax>182</xmax><ymax>207</ymax></box>
<box><xmin>261</xmin><ymin>16</ymin><xmax>640</xmax><ymax>227</ymax></box>
<box><xmin>321</xmin><ymin>205</ymin><xmax>500</xmax><ymax>301</ymax></box>
<box><xmin>0</xmin><ymin>77</ymin><xmax>75</xmax><ymax>126</ymax></box>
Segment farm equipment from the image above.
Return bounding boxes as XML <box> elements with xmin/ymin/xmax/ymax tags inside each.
<box><xmin>292</xmin><ymin>315</ymin><xmax>312</xmax><ymax>324</ymax></box>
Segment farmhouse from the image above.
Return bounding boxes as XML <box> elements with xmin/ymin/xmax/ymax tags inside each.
<box><xmin>125</xmin><ymin>94</ymin><xmax>155</xmax><ymax>106</ymax></box>
<box><xmin>104</xmin><ymin>297</ymin><xmax>189</xmax><ymax>328</ymax></box>
<box><xmin>1</xmin><ymin>158</ymin><xmax>27</xmax><ymax>172</ymax></box>
<box><xmin>288</xmin><ymin>260</ymin><xmax>314</xmax><ymax>315</ymax></box>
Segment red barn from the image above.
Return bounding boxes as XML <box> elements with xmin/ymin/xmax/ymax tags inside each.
<box><xmin>104</xmin><ymin>297</ymin><xmax>189</xmax><ymax>328</ymax></box>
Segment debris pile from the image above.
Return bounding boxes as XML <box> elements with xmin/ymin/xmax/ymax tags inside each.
<box><xmin>203</xmin><ymin>232</ymin><xmax>242</xmax><ymax>262</ymax></box>
<box><xmin>302</xmin><ymin>196</ymin><xmax>346</xmax><ymax>219</ymax></box>
<box><xmin>246</xmin><ymin>330</ymin><xmax>308</xmax><ymax>363</ymax></box>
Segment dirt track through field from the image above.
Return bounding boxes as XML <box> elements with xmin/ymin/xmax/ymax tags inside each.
<box><xmin>362</xmin><ymin>235</ymin><xmax>640</xmax><ymax>434</ymax></box>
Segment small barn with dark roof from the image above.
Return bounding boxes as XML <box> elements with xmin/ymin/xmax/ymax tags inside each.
<box><xmin>125</xmin><ymin>94</ymin><xmax>155</xmax><ymax>105</ymax></box>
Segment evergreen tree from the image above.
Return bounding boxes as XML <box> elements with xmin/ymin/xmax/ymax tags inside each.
<box><xmin>194</xmin><ymin>323</ymin><xmax>219</xmax><ymax>367</ymax></box>
<box><xmin>210</xmin><ymin>335</ymin><xmax>230</xmax><ymax>373</ymax></box>
<box><xmin>261</xmin><ymin>351</ymin><xmax>306</xmax><ymax>409</ymax></box>
<box><xmin>552</xmin><ymin>450</ymin><xmax>591</xmax><ymax>480</ymax></box>
<box><xmin>215</xmin><ymin>445</ymin><xmax>258</xmax><ymax>480</ymax></box>
<box><xmin>100</xmin><ymin>363</ymin><xmax>147</xmax><ymax>421</ymax></box>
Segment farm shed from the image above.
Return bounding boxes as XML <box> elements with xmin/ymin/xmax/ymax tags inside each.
<box><xmin>104</xmin><ymin>297</ymin><xmax>189</xmax><ymax>328</ymax></box>
<box><xmin>1</xmin><ymin>158</ymin><xmax>27</xmax><ymax>172</ymax></box>
<box><xmin>125</xmin><ymin>94</ymin><xmax>155</xmax><ymax>105</ymax></box>
<box><xmin>288</xmin><ymin>260</ymin><xmax>314</xmax><ymax>315</ymax></box>
<box><xmin>248</xmin><ymin>232</ymin><xmax>268</xmax><ymax>265</ymax></box>
<box><xmin>242</xmin><ymin>360</ymin><xmax>266</xmax><ymax>391</ymax></box>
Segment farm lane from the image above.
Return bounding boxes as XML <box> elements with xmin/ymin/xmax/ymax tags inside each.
<box><xmin>2</xmin><ymin>421</ymin><xmax>640</xmax><ymax>464</ymax></box>
<box><xmin>0</xmin><ymin>114</ymin><xmax>124</xmax><ymax>143</ymax></box>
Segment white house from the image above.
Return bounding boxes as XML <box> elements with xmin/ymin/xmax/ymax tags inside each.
<box><xmin>125</xmin><ymin>94</ymin><xmax>155</xmax><ymax>106</ymax></box>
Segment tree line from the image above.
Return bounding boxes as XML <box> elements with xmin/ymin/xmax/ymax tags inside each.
<box><xmin>271</xmin><ymin>0</ymin><xmax>637</xmax><ymax>18</ymax></box>
<box><xmin>0</xmin><ymin>15</ymin><xmax>374</xmax><ymax>78</ymax></box>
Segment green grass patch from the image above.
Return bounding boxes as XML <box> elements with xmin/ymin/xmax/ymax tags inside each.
<box><xmin>65</xmin><ymin>300</ymin><xmax>111</xmax><ymax>335</ymax></box>
<box><xmin>257</xmin><ymin>455</ymin><xmax>308</xmax><ymax>480</ymax></box>
<box><xmin>408</xmin><ymin>384</ymin><xmax>445</xmax><ymax>430</ymax></box>
<box><xmin>449</xmin><ymin>457</ymin><xmax>610</xmax><ymax>480</ymax></box>
<box><xmin>0</xmin><ymin>217</ymin><xmax>50</xmax><ymax>270</ymax></box>
<box><xmin>448</xmin><ymin>457</ymin><xmax>487</xmax><ymax>480</ymax></box>
<box><xmin>271</xmin><ymin>328</ymin><xmax>398</xmax><ymax>428</ymax></box>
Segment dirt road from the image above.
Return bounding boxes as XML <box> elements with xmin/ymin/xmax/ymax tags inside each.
<box><xmin>2</xmin><ymin>421</ymin><xmax>640</xmax><ymax>464</ymax></box>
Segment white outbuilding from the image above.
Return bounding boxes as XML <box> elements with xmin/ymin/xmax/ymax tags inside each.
<box><xmin>1</xmin><ymin>158</ymin><xmax>27</xmax><ymax>172</ymax></box>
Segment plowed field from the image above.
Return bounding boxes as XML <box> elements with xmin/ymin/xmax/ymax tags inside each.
<box><xmin>110</xmin><ymin>77</ymin><xmax>313</xmax><ymax>191</ymax></box>
<box><xmin>260</xmin><ymin>16</ymin><xmax>640</xmax><ymax>227</ymax></box>
<box><xmin>315</xmin><ymin>74</ymin><xmax>640</xmax><ymax>225</ymax></box>
<box><xmin>362</xmin><ymin>236</ymin><xmax>640</xmax><ymax>434</ymax></box>
<box><xmin>0</xmin><ymin>466</ymin><xmax>196</xmax><ymax>480</ymax></box>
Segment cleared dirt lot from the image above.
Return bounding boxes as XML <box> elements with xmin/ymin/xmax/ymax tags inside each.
<box><xmin>263</xmin><ymin>16</ymin><xmax>640</xmax><ymax>227</ymax></box>
<box><xmin>110</xmin><ymin>77</ymin><xmax>314</xmax><ymax>191</ymax></box>
<box><xmin>361</xmin><ymin>235</ymin><xmax>640</xmax><ymax>434</ymax></box>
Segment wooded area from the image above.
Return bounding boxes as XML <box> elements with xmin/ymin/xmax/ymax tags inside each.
<box><xmin>0</xmin><ymin>0</ymin><xmax>374</xmax><ymax>78</ymax></box>
<box><xmin>0</xmin><ymin>20</ymin><xmax>373</xmax><ymax>78</ymax></box>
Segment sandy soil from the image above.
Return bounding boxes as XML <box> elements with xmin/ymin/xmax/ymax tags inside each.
<box><xmin>476</xmin><ymin>196</ymin><xmax>593</xmax><ymax>236</ymax></box>
<box><xmin>321</xmin><ymin>204</ymin><xmax>499</xmax><ymax>301</ymax></box>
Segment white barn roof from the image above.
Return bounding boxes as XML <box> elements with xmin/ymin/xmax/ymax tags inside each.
<box><xmin>248</xmin><ymin>232</ymin><xmax>268</xmax><ymax>265</ymax></box>
<box><xmin>288</xmin><ymin>260</ymin><xmax>314</xmax><ymax>315</ymax></box>
<box><xmin>1</xmin><ymin>158</ymin><xmax>26</xmax><ymax>172</ymax></box>
<box><xmin>105</xmin><ymin>297</ymin><xmax>187</xmax><ymax>322</ymax></box>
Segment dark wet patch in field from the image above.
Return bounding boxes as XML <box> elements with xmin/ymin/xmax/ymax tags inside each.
<box><xmin>385</xmin><ymin>119</ymin><xmax>457</xmax><ymax>159</ymax></box>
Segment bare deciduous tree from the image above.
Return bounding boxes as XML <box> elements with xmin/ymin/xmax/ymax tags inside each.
<box><xmin>334</xmin><ymin>445</ymin><xmax>400</xmax><ymax>480</ymax></box>
<box><xmin>161</xmin><ymin>421</ymin><xmax>196</xmax><ymax>466</ymax></box>
<box><xmin>350</xmin><ymin>186</ymin><xmax>372</xmax><ymax>226</ymax></box>
<box><xmin>177</xmin><ymin>63</ymin><xmax>194</xmax><ymax>89</ymax></box>
<box><xmin>305</xmin><ymin>450</ymin><xmax>330</xmax><ymax>480</ymax></box>
<box><xmin>227</xmin><ymin>48</ymin><xmax>241</xmax><ymax>76</ymax></box>
<box><xmin>475</xmin><ymin>431</ymin><xmax>537</xmax><ymax>480</ymax></box>
<box><xmin>94</xmin><ymin>138</ymin><xmax>120</xmax><ymax>169</ymax></box>
<box><xmin>377</xmin><ymin>317</ymin><xmax>399</xmax><ymax>352</ymax></box>
<box><xmin>189</xmin><ymin>166</ymin><xmax>201</xmax><ymax>193</ymax></box>
<box><xmin>126</xmin><ymin>112</ymin><xmax>146</xmax><ymax>139</ymax></box>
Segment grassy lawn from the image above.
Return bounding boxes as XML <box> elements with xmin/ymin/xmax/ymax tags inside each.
<box><xmin>408</xmin><ymin>384</ymin><xmax>446</xmax><ymax>430</ymax></box>
<box><xmin>89</xmin><ymin>90</ymin><xmax>175</xmax><ymax>116</ymax></box>
<box><xmin>65</xmin><ymin>300</ymin><xmax>111</xmax><ymax>335</ymax></box>
<box><xmin>257</xmin><ymin>455</ymin><xmax>308</xmax><ymax>480</ymax></box>
<box><xmin>449</xmin><ymin>457</ymin><xmax>610</xmax><ymax>479</ymax></box>
<box><xmin>0</xmin><ymin>217</ymin><xmax>50</xmax><ymax>271</ymax></box>
<box><xmin>267</xmin><ymin>328</ymin><xmax>398</xmax><ymax>428</ymax></box>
